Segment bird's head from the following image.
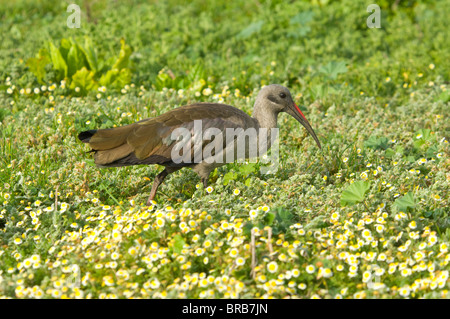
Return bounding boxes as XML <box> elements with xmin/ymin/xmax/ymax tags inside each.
<box><xmin>257</xmin><ymin>84</ymin><xmax>321</xmax><ymax>149</ymax></box>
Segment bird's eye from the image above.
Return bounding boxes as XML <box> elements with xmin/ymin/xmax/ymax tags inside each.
<box><xmin>279</xmin><ymin>92</ymin><xmax>286</xmax><ymax>98</ymax></box>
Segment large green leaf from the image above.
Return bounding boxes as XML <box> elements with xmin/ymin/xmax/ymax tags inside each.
<box><xmin>236</xmin><ymin>20</ymin><xmax>264</xmax><ymax>39</ymax></box>
<box><xmin>309</xmin><ymin>84</ymin><xmax>328</xmax><ymax>100</ymax></box>
<box><xmin>173</xmin><ymin>234</ymin><xmax>186</xmax><ymax>254</ymax></box>
<box><xmin>48</xmin><ymin>41</ymin><xmax>68</xmax><ymax>80</ymax></box>
<box><xmin>26</xmin><ymin>49</ymin><xmax>50</xmax><ymax>84</ymax></box>
<box><xmin>222</xmin><ymin>171</ymin><xmax>238</xmax><ymax>186</ymax></box>
<box><xmin>67</xmin><ymin>42</ymin><xmax>89</xmax><ymax>78</ymax></box>
<box><xmin>290</xmin><ymin>11</ymin><xmax>315</xmax><ymax>25</ymax></box>
<box><xmin>319</xmin><ymin>61</ymin><xmax>348</xmax><ymax>80</ymax></box>
<box><xmin>239</xmin><ymin>163</ymin><xmax>256</xmax><ymax>177</ymax></box>
<box><xmin>414</xmin><ymin>129</ymin><xmax>433</xmax><ymax>141</ymax></box>
<box><xmin>112</xmin><ymin>38</ymin><xmax>132</xmax><ymax>70</ymax></box>
<box><xmin>70</xmin><ymin>67</ymin><xmax>97</xmax><ymax>92</ymax></box>
<box><xmin>288</xmin><ymin>11</ymin><xmax>315</xmax><ymax>38</ymax></box>
<box><xmin>99</xmin><ymin>68</ymin><xmax>131</xmax><ymax>89</ymax></box>
<box><xmin>188</xmin><ymin>63</ymin><xmax>205</xmax><ymax>84</ymax></box>
<box><xmin>79</xmin><ymin>36</ymin><xmax>98</xmax><ymax>72</ymax></box>
<box><xmin>341</xmin><ymin>181</ymin><xmax>371</xmax><ymax>206</ymax></box>
<box><xmin>364</xmin><ymin>136</ymin><xmax>389</xmax><ymax>150</ymax></box>
<box><xmin>59</xmin><ymin>38</ymin><xmax>72</xmax><ymax>63</ymax></box>
<box><xmin>437</xmin><ymin>90</ymin><xmax>450</xmax><ymax>103</ymax></box>
<box><xmin>394</xmin><ymin>192</ymin><xmax>417</xmax><ymax>211</ymax></box>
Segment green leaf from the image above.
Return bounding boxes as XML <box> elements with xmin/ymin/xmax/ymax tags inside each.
<box><xmin>364</xmin><ymin>136</ymin><xmax>389</xmax><ymax>150</ymax></box>
<box><xmin>272</xmin><ymin>207</ymin><xmax>295</xmax><ymax>233</ymax></box>
<box><xmin>290</xmin><ymin>11</ymin><xmax>315</xmax><ymax>25</ymax></box>
<box><xmin>222</xmin><ymin>171</ymin><xmax>238</xmax><ymax>186</ymax></box>
<box><xmin>188</xmin><ymin>63</ymin><xmax>205</xmax><ymax>84</ymax></box>
<box><xmin>275</xmin><ymin>207</ymin><xmax>293</xmax><ymax>224</ymax></box>
<box><xmin>309</xmin><ymin>84</ymin><xmax>328</xmax><ymax>100</ymax></box>
<box><xmin>99</xmin><ymin>68</ymin><xmax>131</xmax><ymax>89</ymax></box>
<box><xmin>319</xmin><ymin>61</ymin><xmax>348</xmax><ymax>80</ymax></box>
<box><xmin>305</xmin><ymin>215</ymin><xmax>330</xmax><ymax>230</ymax></box>
<box><xmin>67</xmin><ymin>42</ymin><xmax>88</xmax><ymax>78</ymax></box>
<box><xmin>278</xmin><ymin>210</ymin><xmax>293</xmax><ymax>223</ymax></box>
<box><xmin>341</xmin><ymin>181</ymin><xmax>371</xmax><ymax>206</ymax></box>
<box><xmin>385</xmin><ymin>148</ymin><xmax>395</xmax><ymax>158</ymax></box>
<box><xmin>239</xmin><ymin>163</ymin><xmax>256</xmax><ymax>177</ymax></box>
<box><xmin>394</xmin><ymin>192</ymin><xmax>417</xmax><ymax>211</ymax></box>
<box><xmin>59</xmin><ymin>38</ymin><xmax>72</xmax><ymax>62</ymax></box>
<box><xmin>48</xmin><ymin>41</ymin><xmax>68</xmax><ymax>80</ymax></box>
<box><xmin>426</xmin><ymin>145</ymin><xmax>438</xmax><ymax>158</ymax></box>
<box><xmin>191</xmin><ymin>78</ymin><xmax>206</xmax><ymax>92</ymax></box>
<box><xmin>288</xmin><ymin>26</ymin><xmax>312</xmax><ymax>38</ymax></box>
<box><xmin>414</xmin><ymin>129</ymin><xmax>433</xmax><ymax>142</ymax></box>
<box><xmin>112</xmin><ymin>38</ymin><xmax>132</xmax><ymax>70</ymax></box>
<box><xmin>173</xmin><ymin>234</ymin><xmax>186</xmax><ymax>254</ymax></box>
<box><xmin>243</xmin><ymin>222</ymin><xmax>254</xmax><ymax>236</ymax></box>
<box><xmin>70</xmin><ymin>67</ymin><xmax>97</xmax><ymax>92</ymax></box>
<box><xmin>437</xmin><ymin>90</ymin><xmax>450</xmax><ymax>103</ymax></box>
<box><xmin>404</xmin><ymin>155</ymin><xmax>416</xmax><ymax>163</ymax></box>
<box><xmin>413</xmin><ymin>139</ymin><xmax>426</xmax><ymax>149</ymax></box>
<box><xmin>26</xmin><ymin>52</ymin><xmax>49</xmax><ymax>84</ymax></box>
<box><xmin>236</xmin><ymin>20</ymin><xmax>264</xmax><ymax>39</ymax></box>
<box><xmin>263</xmin><ymin>212</ymin><xmax>275</xmax><ymax>226</ymax></box>
<box><xmin>79</xmin><ymin>36</ymin><xmax>98</xmax><ymax>72</ymax></box>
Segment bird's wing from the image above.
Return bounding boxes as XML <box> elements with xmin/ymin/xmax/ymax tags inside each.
<box><xmin>83</xmin><ymin>103</ymin><xmax>256</xmax><ymax>167</ymax></box>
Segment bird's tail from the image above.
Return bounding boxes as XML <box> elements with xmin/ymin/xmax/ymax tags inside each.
<box><xmin>78</xmin><ymin>130</ymin><xmax>97</xmax><ymax>143</ymax></box>
<box><xmin>77</xmin><ymin>125</ymin><xmax>135</xmax><ymax>167</ymax></box>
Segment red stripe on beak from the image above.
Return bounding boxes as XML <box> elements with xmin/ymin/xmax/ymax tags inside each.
<box><xmin>294</xmin><ymin>103</ymin><xmax>307</xmax><ymax>121</ymax></box>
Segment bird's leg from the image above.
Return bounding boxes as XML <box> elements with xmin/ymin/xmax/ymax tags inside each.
<box><xmin>201</xmin><ymin>177</ymin><xmax>208</xmax><ymax>188</ymax></box>
<box><xmin>147</xmin><ymin>169</ymin><xmax>169</xmax><ymax>205</ymax></box>
<box><xmin>147</xmin><ymin>167</ymin><xmax>181</xmax><ymax>205</ymax></box>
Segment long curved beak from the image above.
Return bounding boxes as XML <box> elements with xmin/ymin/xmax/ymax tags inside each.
<box><xmin>286</xmin><ymin>103</ymin><xmax>321</xmax><ymax>149</ymax></box>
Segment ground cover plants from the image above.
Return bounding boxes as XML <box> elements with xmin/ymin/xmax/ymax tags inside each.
<box><xmin>0</xmin><ymin>0</ymin><xmax>448</xmax><ymax>299</ymax></box>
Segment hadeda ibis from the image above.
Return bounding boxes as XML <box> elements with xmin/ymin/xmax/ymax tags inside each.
<box><xmin>78</xmin><ymin>84</ymin><xmax>321</xmax><ymax>204</ymax></box>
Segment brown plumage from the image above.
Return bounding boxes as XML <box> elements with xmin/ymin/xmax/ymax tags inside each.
<box><xmin>78</xmin><ymin>84</ymin><xmax>321</xmax><ymax>204</ymax></box>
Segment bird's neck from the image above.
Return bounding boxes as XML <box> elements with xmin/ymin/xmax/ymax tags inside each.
<box><xmin>252</xmin><ymin>101</ymin><xmax>279</xmax><ymax>129</ymax></box>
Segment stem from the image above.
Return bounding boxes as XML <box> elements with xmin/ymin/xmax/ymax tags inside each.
<box><xmin>250</xmin><ymin>229</ymin><xmax>256</xmax><ymax>280</ymax></box>
<box><xmin>267</xmin><ymin>227</ymin><xmax>274</xmax><ymax>259</ymax></box>
<box><xmin>363</xmin><ymin>200</ymin><xmax>370</xmax><ymax>212</ymax></box>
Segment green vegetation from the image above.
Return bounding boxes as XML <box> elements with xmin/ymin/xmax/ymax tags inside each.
<box><xmin>0</xmin><ymin>0</ymin><xmax>448</xmax><ymax>299</ymax></box>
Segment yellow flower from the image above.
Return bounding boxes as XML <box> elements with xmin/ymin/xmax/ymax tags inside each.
<box><xmin>236</xmin><ymin>257</ymin><xmax>245</xmax><ymax>266</ymax></box>
<box><xmin>267</xmin><ymin>261</ymin><xmax>278</xmax><ymax>273</ymax></box>
<box><xmin>399</xmin><ymin>286</ymin><xmax>410</xmax><ymax>297</ymax></box>
<box><xmin>229</xmin><ymin>248</ymin><xmax>239</xmax><ymax>258</ymax></box>
<box><xmin>156</xmin><ymin>218</ymin><xmax>165</xmax><ymax>227</ymax></box>
<box><xmin>202</xmin><ymin>88</ymin><xmax>213</xmax><ymax>96</ymax></box>
<box><xmin>103</xmin><ymin>276</ymin><xmax>114</xmax><ymax>287</ymax></box>
<box><xmin>330</xmin><ymin>212</ymin><xmax>340</xmax><ymax>222</ymax></box>
<box><xmin>362</xmin><ymin>271</ymin><xmax>372</xmax><ymax>283</ymax></box>
<box><xmin>305</xmin><ymin>264</ymin><xmax>315</xmax><ymax>274</ymax></box>
<box><xmin>195</xmin><ymin>248</ymin><xmax>205</xmax><ymax>256</ymax></box>
<box><xmin>375</xmin><ymin>224</ymin><xmax>384</xmax><ymax>233</ymax></box>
